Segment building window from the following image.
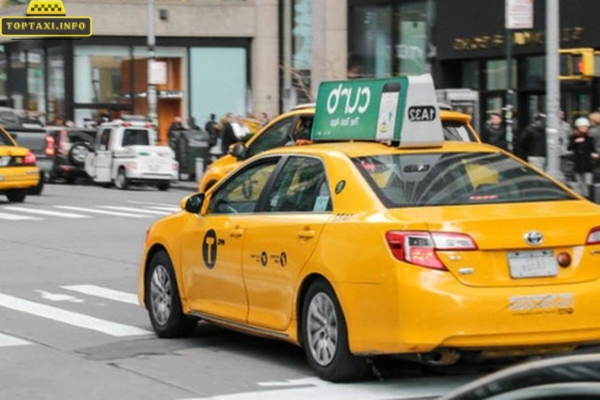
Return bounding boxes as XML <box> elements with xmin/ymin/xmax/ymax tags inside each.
<box><xmin>47</xmin><ymin>47</ymin><xmax>65</xmax><ymax>124</ymax></box>
<box><xmin>485</xmin><ymin>59</ymin><xmax>517</xmax><ymax>91</ymax></box>
<box><xmin>397</xmin><ymin>2</ymin><xmax>427</xmax><ymax>75</ymax></box>
<box><xmin>0</xmin><ymin>46</ymin><xmax>7</xmax><ymax>106</ymax></box>
<box><xmin>74</xmin><ymin>46</ymin><xmax>130</xmax><ymax>104</ymax></box>
<box><xmin>461</xmin><ymin>60</ymin><xmax>480</xmax><ymax>90</ymax></box>
<box><xmin>8</xmin><ymin>51</ymin><xmax>26</xmax><ymax>111</ymax></box>
<box><xmin>523</xmin><ymin>56</ymin><xmax>546</xmax><ymax>90</ymax></box>
<box><xmin>348</xmin><ymin>5</ymin><xmax>392</xmax><ymax>79</ymax></box>
<box><xmin>27</xmin><ymin>49</ymin><xmax>44</xmax><ymax>116</ymax></box>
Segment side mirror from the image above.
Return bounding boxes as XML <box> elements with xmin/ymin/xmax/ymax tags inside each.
<box><xmin>180</xmin><ymin>193</ymin><xmax>205</xmax><ymax>214</ymax></box>
<box><xmin>230</xmin><ymin>143</ymin><xmax>246</xmax><ymax>159</ymax></box>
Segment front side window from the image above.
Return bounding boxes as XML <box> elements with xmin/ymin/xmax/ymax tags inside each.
<box><xmin>246</xmin><ymin>117</ymin><xmax>295</xmax><ymax>159</ymax></box>
<box><xmin>354</xmin><ymin>152</ymin><xmax>575</xmax><ymax>208</ymax></box>
<box><xmin>265</xmin><ymin>156</ymin><xmax>331</xmax><ymax>212</ymax></box>
<box><xmin>207</xmin><ymin>158</ymin><xmax>280</xmax><ymax>215</ymax></box>
<box><xmin>98</xmin><ymin>129</ymin><xmax>111</xmax><ymax>150</ymax></box>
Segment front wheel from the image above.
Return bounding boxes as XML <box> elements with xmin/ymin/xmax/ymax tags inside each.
<box><xmin>302</xmin><ymin>279</ymin><xmax>367</xmax><ymax>382</ymax></box>
<box><xmin>6</xmin><ymin>189</ymin><xmax>27</xmax><ymax>203</ymax></box>
<box><xmin>146</xmin><ymin>251</ymin><xmax>197</xmax><ymax>338</ymax></box>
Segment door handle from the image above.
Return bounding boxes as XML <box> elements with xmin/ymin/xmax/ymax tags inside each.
<box><xmin>230</xmin><ymin>227</ymin><xmax>244</xmax><ymax>238</ymax></box>
<box><xmin>297</xmin><ymin>229</ymin><xmax>315</xmax><ymax>240</ymax></box>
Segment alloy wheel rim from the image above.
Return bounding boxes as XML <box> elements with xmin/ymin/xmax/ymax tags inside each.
<box><xmin>306</xmin><ymin>292</ymin><xmax>338</xmax><ymax>366</ymax></box>
<box><xmin>150</xmin><ymin>264</ymin><xmax>172</xmax><ymax>326</ymax></box>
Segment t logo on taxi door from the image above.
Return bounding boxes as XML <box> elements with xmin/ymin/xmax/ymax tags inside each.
<box><xmin>202</xmin><ymin>229</ymin><xmax>218</xmax><ymax>269</ymax></box>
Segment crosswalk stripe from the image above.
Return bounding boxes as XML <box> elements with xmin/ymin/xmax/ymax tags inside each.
<box><xmin>0</xmin><ymin>211</ymin><xmax>42</xmax><ymax>221</ymax></box>
<box><xmin>128</xmin><ymin>200</ymin><xmax>178</xmax><ymax>207</ymax></box>
<box><xmin>61</xmin><ymin>285</ymin><xmax>139</xmax><ymax>305</ymax></box>
<box><xmin>2</xmin><ymin>207</ymin><xmax>91</xmax><ymax>219</ymax></box>
<box><xmin>146</xmin><ymin>206</ymin><xmax>180</xmax><ymax>212</ymax></box>
<box><xmin>54</xmin><ymin>206</ymin><xmax>151</xmax><ymax>218</ymax></box>
<box><xmin>98</xmin><ymin>206</ymin><xmax>171</xmax><ymax>215</ymax></box>
<box><xmin>0</xmin><ymin>332</ymin><xmax>30</xmax><ymax>347</ymax></box>
<box><xmin>0</xmin><ymin>292</ymin><xmax>151</xmax><ymax>337</ymax></box>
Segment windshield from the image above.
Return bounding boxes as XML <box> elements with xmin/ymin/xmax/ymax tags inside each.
<box><xmin>353</xmin><ymin>152</ymin><xmax>575</xmax><ymax>207</ymax></box>
<box><xmin>0</xmin><ymin>129</ymin><xmax>14</xmax><ymax>146</ymax></box>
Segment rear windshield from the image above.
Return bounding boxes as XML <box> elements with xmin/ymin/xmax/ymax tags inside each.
<box><xmin>353</xmin><ymin>152</ymin><xmax>575</xmax><ymax>207</ymax></box>
<box><xmin>122</xmin><ymin>129</ymin><xmax>150</xmax><ymax>146</ymax></box>
<box><xmin>0</xmin><ymin>129</ymin><xmax>14</xmax><ymax>146</ymax></box>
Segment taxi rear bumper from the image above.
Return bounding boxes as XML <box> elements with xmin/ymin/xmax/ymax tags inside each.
<box><xmin>0</xmin><ymin>166</ymin><xmax>40</xmax><ymax>190</ymax></box>
<box><xmin>336</xmin><ymin>267</ymin><xmax>600</xmax><ymax>356</ymax></box>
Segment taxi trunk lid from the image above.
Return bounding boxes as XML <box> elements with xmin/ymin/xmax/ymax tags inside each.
<box><xmin>390</xmin><ymin>200</ymin><xmax>600</xmax><ymax>288</ymax></box>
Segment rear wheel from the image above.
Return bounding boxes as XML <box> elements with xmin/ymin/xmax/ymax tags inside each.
<box><xmin>115</xmin><ymin>168</ymin><xmax>129</xmax><ymax>190</ymax></box>
<box><xmin>157</xmin><ymin>182</ymin><xmax>170</xmax><ymax>191</ymax></box>
<box><xmin>6</xmin><ymin>189</ymin><xmax>27</xmax><ymax>203</ymax></box>
<box><xmin>301</xmin><ymin>279</ymin><xmax>367</xmax><ymax>382</ymax></box>
<box><xmin>146</xmin><ymin>251</ymin><xmax>197</xmax><ymax>337</ymax></box>
<box><xmin>28</xmin><ymin>171</ymin><xmax>45</xmax><ymax>195</ymax></box>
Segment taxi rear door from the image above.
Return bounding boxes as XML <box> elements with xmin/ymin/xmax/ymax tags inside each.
<box><xmin>241</xmin><ymin>155</ymin><xmax>331</xmax><ymax>331</ymax></box>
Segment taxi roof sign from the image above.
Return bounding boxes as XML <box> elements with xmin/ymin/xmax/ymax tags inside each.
<box><xmin>311</xmin><ymin>74</ymin><xmax>444</xmax><ymax>148</ymax></box>
<box><xmin>27</xmin><ymin>0</ymin><xmax>66</xmax><ymax>15</ymax></box>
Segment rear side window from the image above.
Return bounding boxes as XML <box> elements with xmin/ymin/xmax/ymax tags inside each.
<box><xmin>0</xmin><ymin>129</ymin><xmax>13</xmax><ymax>146</ymax></box>
<box><xmin>442</xmin><ymin>121</ymin><xmax>477</xmax><ymax>142</ymax></box>
<box><xmin>353</xmin><ymin>152</ymin><xmax>575</xmax><ymax>208</ymax></box>
<box><xmin>122</xmin><ymin>129</ymin><xmax>150</xmax><ymax>146</ymax></box>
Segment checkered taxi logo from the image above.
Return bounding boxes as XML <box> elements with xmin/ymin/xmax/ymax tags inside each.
<box><xmin>27</xmin><ymin>1</ymin><xmax>66</xmax><ymax>15</ymax></box>
<box><xmin>0</xmin><ymin>0</ymin><xmax>91</xmax><ymax>37</ymax></box>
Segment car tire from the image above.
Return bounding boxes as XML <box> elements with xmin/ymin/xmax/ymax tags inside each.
<box><xmin>146</xmin><ymin>251</ymin><xmax>197</xmax><ymax>338</ymax></box>
<box><xmin>6</xmin><ymin>189</ymin><xmax>27</xmax><ymax>203</ymax></box>
<box><xmin>28</xmin><ymin>171</ymin><xmax>45</xmax><ymax>195</ymax></box>
<box><xmin>68</xmin><ymin>142</ymin><xmax>92</xmax><ymax>167</ymax></box>
<box><xmin>157</xmin><ymin>182</ymin><xmax>170</xmax><ymax>191</ymax></box>
<box><xmin>301</xmin><ymin>279</ymin><xmax>367</xmax><ymax>382</ymax></box>
<box><xmin>115</xmin><ymin>168</ymin><xmax>129</xmax><ymax>190</ymax></box>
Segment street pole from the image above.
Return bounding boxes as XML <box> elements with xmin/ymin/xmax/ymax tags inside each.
<box><xmin>545</xmin><ymin>0</ymin><xmax>564</xmax><ymax>180</ymax></box>
<box><xmin>505</xmin><ymin>28</ymin><xmax>514</xmax><ymax>153</ymax></box>
<box><xmin>147</xmin><ymin>0</ymin><xmax>158</xmax><ymax>129</ymax></box>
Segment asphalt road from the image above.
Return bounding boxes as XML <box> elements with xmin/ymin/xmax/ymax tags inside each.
<box><xmin>0</xmin><ymin>182</ymin><xmax>501</xmax><ymax>400</ymax></box>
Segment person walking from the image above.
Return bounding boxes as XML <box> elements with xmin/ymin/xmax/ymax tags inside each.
<box><xmin>568</xmin><ymin>117</ymin><xmax>599</xmax><ymax>198</ymax></box>
<box><xmin>220</xmin><ymin>113</ymin><xmax>238</xmax><ymax>156</ymax></box>
<box><xmin>481</xmin><ymin>113</ymin><xmax>507</xmax><ymax>151</ymax></box>
<box><xmin>519</xmin><ymin>113</ymin><xmax>547</xmax><ymax>171</ymax></box>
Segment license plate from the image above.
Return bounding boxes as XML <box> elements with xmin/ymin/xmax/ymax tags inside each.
<box><xmin>508</xmin><ymin>250</ymin><xmax>558</xmax><ymax>279</ymax></box>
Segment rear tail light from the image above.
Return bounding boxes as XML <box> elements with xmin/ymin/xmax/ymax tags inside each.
<box><xmin>45</xmin><ymin>135</ymin><xmax>55</xmax><ymax>156</ymax></box>
<box><xmin>172</xmin><ymin>162</ymin><xmax>179</xmax><ymax>171</ymax></box>
<box><xmin>586</xmin><ymin>227</ymin><xmax>600</xmax><ymax>244</ymax></box>
<box><xmin>386</xmin><ymin>231</ymin><xmax>477</xmax><ymax>271</ymax></box>
<box><xmin>145</xmin><ymin>123</ymin><xmax>153</xmax><ymax>128</ymax></box>
<box><xmin>23</xmin><ymin>151</ymin><xmax>37</xmax><ymax>166</ymax></box>
<box><xmin>122</xmin><ymin>122</ymin><xmax>131</xmax><ymax>127</ymax></box>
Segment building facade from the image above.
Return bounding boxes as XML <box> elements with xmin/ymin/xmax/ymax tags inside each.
<box><xmin>1</xmin><ymin>0</ymin><xmax>598</xmax><ymax>143</ymax></box>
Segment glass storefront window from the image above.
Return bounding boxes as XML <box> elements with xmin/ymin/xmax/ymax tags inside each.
<box><xmin>523</xmin><ymin>56</ymin><xmax>546</xmax><ymax>90</ymax></box>
<box><xmin>8</xmin><ymin>51</ymin><xmax>27</xmax><ymax>111</ymax></box>
<box><xmin>27</xmin><ymin>49</ymin><xmax>44</xmax><ymax>116</ymax></box>
<box><xmin>348</xmin><ymin>5</ymin><xmax>392</xmax><ymax>78</ymax></box>
<box><xmin>74</xmin><ymin>46</ymin><xmax>130</xmax><ymax>104</ymax></box>
<box><xmin>397</xmin><ymin>2</ymin><xmax>427</xmax><ymax>75</ymax></box>
<box><xmin>461</xmin><ymin>60</ymin><xmax>479</xmax><ymax>90</ymax></box>
<box><xmin>47</xmin><ymin>47</ymin><xmax>65</xmax><ymax>124</ymax></box>
<box><xmin>0</xmin><ymin>46</ymin><xmax>6</xmax><ymax>104</ymax></box>
<box><xmin>485</xmin><ymin>59</ymin><xmax>517</xmax><ymax>90</ymax></box>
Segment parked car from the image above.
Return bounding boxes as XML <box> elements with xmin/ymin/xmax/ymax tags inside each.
<box><xmin>45</xmin><ymin>127</ymin><xmax>96</xmax><ymax>184</ymax></box>
<box><xmin>0</xmin><ymin>126</ymin><xmax>40</xmax><ymax>202</ymax></box>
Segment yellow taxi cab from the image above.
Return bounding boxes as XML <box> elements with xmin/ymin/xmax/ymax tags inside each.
<box><xmin>139</xmin><ymin>76</ymin><xmax>600</xmax><ymax>382</ymax></box>
<box><xmin>198</xmin><ymin>104</ymin><xmax>480</xmax><ymax>192</ymax></box>
<box><xmin>0</xmin><ymin>127</ymin><xmax>40</xmax><ymax>202</ymax></box>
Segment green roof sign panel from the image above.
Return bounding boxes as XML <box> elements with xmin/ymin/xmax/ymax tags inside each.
<box><xmin>311</xmin><ymin>74</ymin><xmax>444</xmax><ymax>148</ymax></box>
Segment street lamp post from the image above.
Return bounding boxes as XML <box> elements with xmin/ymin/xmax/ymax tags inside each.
<box><xmin>147</xmin><ymin>0</ymin><xmax>158</xmax><ymax>127</ymax></box>
<box><xmin>545</xmin><ymin>0</ymin><xmax>564</xmax><ymax>181</ymax></box>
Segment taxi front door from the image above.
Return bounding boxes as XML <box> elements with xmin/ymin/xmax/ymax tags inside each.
<box><xmin>242</xmin><ymin>156</ymin><xmax>331</xmax><ymax>331</ymax></box>
<box><xmin>181</xmin><ymin>158</ymin><xmax>281</xmax><ymax>323</ymax></box>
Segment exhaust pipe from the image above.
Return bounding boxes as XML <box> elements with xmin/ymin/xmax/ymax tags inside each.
<box><xmin>417</xmin><ymin>349</ymin><xmax>461</xmax><ymax>366</ymax></box>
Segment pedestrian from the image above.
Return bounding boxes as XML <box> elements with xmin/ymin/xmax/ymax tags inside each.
<box><xmin>519</xmin><ymin>113</ymin><xmax>547</xmax><ymax>171</ymax></box>
<box><xmin>481</xmin><ymin>112</ymin><xmax>507</xmax><ymax>151</ymax></box>
<box><xmin>232</xmin><ymin>115</ymin><xmax>251</xmax><ymax>141</ymax></box>
<box><xmin>204</xmin><ymin>113</ymin><xmax>219</xmax><ymax>148</ymax></box>
<box><xmin>568</xmin><ymin>117</ymin><xmax>599</xmax><ymax>198</ymax></box>
<box><xmin>187</xmin><ymin>116</ymin><xmax>200</xmax><ymax>130</ymax></box>
<box><xmin>220</xmin><ymin>113</ymin><xmax>238</xmax><ymax>155</ymax></box>
<box><xmin>258</xmin><ymin>112</ymin><xmax>269</xmax><ymax>127</ymax></box>
<box><xmin>167</xmin><ymin>116</ymin><xmax>184</xmax><ymax>149</ymax></box>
